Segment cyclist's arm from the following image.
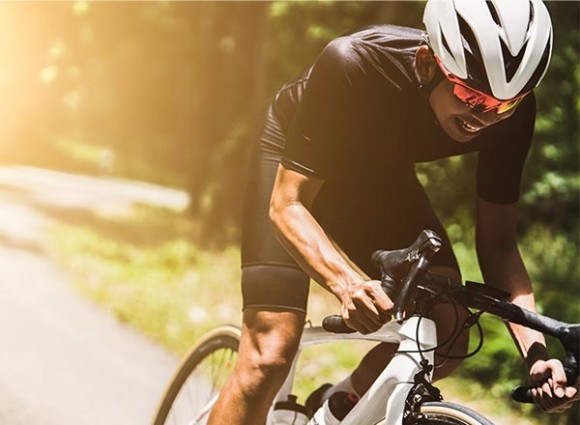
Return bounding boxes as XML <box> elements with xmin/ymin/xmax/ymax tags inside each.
<box><xmin>270</xmin><ymin>164</ymin><xmax>392</xmax><ymax>333</ymax></box>
<box><xmin>475</xmin><ymin>197</ymin><xmax>579</xmax><ymax>411</ymax></box>
<box><xmin>475</xmin><ymin>198</ymin><xmax>545</xmax><ymax>360</ymax></box>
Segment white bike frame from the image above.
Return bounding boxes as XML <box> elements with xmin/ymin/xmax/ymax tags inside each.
<box><xmin>267</xmin><ymin>315</ymin><xmax>438</xmax><ymax>424</ymax></box>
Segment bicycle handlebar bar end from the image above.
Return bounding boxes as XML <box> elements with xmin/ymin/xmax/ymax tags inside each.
<box><xmin>511</xmin><ymin>386</ymin><xmax>534</xmax><ymax>404</ymax></box>
<box><xmin>322</xmin><ymin>315</ymin><xmax>357</xmax><ymax>334</ymax></box>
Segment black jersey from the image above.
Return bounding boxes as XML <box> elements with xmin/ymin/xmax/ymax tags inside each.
<box><xmin>270</xmin><ymin>25</ymin><xmax>535</xmax><ymax>206</ymax></box>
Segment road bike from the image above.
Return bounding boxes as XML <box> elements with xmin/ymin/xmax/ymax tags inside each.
<box><xmin>151</xmin><ymin>230</ymin><xmax>579</xmax><ymax>425</ymax></box>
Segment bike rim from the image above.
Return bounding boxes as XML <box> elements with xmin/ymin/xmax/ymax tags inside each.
<box><xmin>418</xmin><ymin>402</ymin><xmax>492</xmax><ymax>425</ymax></box>
<box><xmin>163</xmin><ymin>339</ymin><xmax>238</xmax><ymax>425</ymax></box>
<box><xmin>373</xmin><ymin>402</ymin><xmax>492</xmax><ymax>425</ymax></box>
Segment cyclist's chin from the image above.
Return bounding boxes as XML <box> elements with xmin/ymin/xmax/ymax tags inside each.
<box><xmin>441</xmin><ymin>116</ymin><xmax>482</xmax><ymax>143</ymax></box>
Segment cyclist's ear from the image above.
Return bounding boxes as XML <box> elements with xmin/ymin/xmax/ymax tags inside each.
<box><xmin>415</xmin><ymin>45</ymin><xmax>438</xmax><ymax>85</ymax></box>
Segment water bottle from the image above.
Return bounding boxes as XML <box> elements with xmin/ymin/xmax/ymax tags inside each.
<box><xmin>272</xmin><ymin>394</ymin><xmax>309</xmax><ymax>425</ymax></box>
<box><xmin>307</xmin><ymin>391</ymin><xmax>358</xmax><ymax>425</ymax></box>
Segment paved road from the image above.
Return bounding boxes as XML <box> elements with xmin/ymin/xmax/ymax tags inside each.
<box><xmin>0</xmin><ymin>166</ymin><xmax>185</xmax><ymax>425</ymax></box>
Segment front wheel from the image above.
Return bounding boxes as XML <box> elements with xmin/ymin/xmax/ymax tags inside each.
<box><xmin>151</xmin><ymin>325</ymin><xmax>241</xmax><ymax>425</ymax></box>
<box><xmin>374</xmin><ymin>401</ymin><xmax>494</xmax><ymax>425</ymax></box>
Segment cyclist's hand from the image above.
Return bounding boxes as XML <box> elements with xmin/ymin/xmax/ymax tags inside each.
<box><xmin>340</xmin><ymin>280</ymin><xmax>393</xmax><ymax>334</ymax></box>
<box><xmin>529</xmin><ymin>359</ymin><xmax>580</xmax><ymax>413</ymax></box>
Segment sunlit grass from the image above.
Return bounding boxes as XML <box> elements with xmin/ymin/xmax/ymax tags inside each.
<box><xmin>48</xmin><ymin>206</ymin><xmax>243</xmax><ymax>354</ymax></box>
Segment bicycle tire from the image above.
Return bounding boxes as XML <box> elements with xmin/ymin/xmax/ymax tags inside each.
<box><xmin>374</xmin><ymin>401</ymin><xmax>494</xmax><ymax>425</ymax></box>
<box><xmin>151</xmin><ymin>325</ymin><xmax>241</xmax><ymax>425</ymax></box>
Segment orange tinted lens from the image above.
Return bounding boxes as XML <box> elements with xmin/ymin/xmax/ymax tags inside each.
<box><xmin>496</xmin><ymin>97</ymin><xmax>524</xmax><ymax>114</ymax></box>
<box><xmin>453</xmin><ymin>84</ymin><xmax>498</xmax><ymax>112</ymax></box>
<box><xmin>453</xmin><ymin>84</ymin><xmax>525</xmax><ymax>114</ymax></box>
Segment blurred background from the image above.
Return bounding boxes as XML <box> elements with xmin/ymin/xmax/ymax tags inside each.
<box><xmin>0</xmin><ymin>1</ymin><xmax>577</xmax><ymax>424</ymax></box>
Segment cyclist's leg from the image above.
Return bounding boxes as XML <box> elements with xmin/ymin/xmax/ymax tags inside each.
<box><xmin>208</xmin><ymin>265</ymin><xmax>309</xmax><ymax>425</ymax></box>
<box><xmin>208</xmin><ymin>126</ymin><xmax>312</xmax><ymax>424</ymax></box>
<box><xmin>207</xmin><ymin>305</ymin><xmax>305</xmax><ymax>425</ymax></box>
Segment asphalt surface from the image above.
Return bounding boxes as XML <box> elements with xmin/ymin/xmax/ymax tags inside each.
<box><xmin>0</xmin><ymin>166</ymin><xmax>185</xmax><ymax>425</ymax></box>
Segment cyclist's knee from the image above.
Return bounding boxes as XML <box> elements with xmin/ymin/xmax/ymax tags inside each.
<box><xmin>249</xmin><ymin>346</ymin><xmax>295</xmax><ymax>381</ymax></box>
<box><xmin>237</xmin><ymin>308</ymin><xmax>304</xmax><ymax>387</ymax></box>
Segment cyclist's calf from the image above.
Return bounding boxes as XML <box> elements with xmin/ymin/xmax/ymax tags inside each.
<box><xmin>209</xmin><ymin>308</ymin><xmax>306</xmax><ymax>425</ymax></box>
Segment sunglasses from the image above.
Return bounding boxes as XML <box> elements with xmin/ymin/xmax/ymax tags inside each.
<box><xmin>436</xmin><ymin>59</ymin><xmax>528</xmax><ymax>114</ymax></box>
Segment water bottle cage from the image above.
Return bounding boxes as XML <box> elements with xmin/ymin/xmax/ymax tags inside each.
<box><xmin>402</xmin><ymin>360</ymin><xmax>443</xmax><ymax>425</ymax></box>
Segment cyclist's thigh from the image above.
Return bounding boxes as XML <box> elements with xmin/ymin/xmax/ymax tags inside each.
<box><xmin>241</xmin><ymin>115</ymin><xmax>310</xmax><ymax>313</ymax></box>
<box><xmin>238</xmin><ymin>135</ymin><xmax>309</xmax><ymax>375</ymax></box>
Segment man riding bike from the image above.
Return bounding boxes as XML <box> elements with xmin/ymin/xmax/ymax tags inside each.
<box><xmin>208</xmin><ymin>1</ymin><xmax>579</xmax><ymax>423</ymax></box>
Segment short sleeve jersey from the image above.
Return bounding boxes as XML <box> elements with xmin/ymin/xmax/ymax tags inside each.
<box><xmin>271</xmin><ymin>25</ymin><xmax>535</xmax><ymax>206</ymax></box>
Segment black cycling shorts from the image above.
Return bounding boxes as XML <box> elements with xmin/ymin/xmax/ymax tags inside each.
<box><xmin>241</xmin><ymin>109</ymin><xmax>459</xmax><ymax>312</ymax></box>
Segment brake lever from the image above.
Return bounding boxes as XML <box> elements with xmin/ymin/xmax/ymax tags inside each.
<box><xmin>372</xmin><ymin>230</ymin><xmax>443</xmax><ymax>323</ymax></box>
<box><xmin>391</xmin><ymin>254</ymin><xmax>431</xmax><ymax>323</ymax></box>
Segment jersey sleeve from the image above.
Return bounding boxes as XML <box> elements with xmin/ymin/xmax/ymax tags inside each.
<box><xmin>476</xmin><ymin>94</ymin><xmax>536</xmax><ymax>204</ymax></box>
<box><xmin>282</xmin><ymin>37</ymin><xmax>367</xmax><ymax>179</ymax></box>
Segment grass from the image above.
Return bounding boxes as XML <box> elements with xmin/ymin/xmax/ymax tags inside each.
<box><xmin>46</xmin><ymin>204</ymin><xmax>561</xmax><ymax>423</ymax></box>
<box><xmin>48</xmin><ymin>206</ymin><xmax>243</xmax><ymax>354</ymax></box>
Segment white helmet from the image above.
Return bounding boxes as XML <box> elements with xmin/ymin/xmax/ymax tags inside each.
<box><xmin>423</xmin><ymin>0</ymin><xmax>553</xmax><ymax>100</ymax></box>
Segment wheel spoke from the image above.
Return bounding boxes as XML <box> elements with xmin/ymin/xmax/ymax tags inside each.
<box><xmin>152</xmin><ymin>327</ymin><xmax>240</xmax><ymax>425</ymax></box>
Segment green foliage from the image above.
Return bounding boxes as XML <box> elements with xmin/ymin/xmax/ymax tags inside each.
<box><xmin>460</xmin><ymin>316</ymin><xmax>523</xmax><ymax>395</ymax></box>
<box><xmin>48</xmin><ymin>206</ymin><xmax>243</xmax><ymax>354</ymax></box>
<box><xmin>521</xmin><ymin>2</ymin><xmax>580</xmax><ymax>237</ymax></box>
<box><xmin>521</xmin><ymin>226</ymin><xmax>580</xmax><ymax>323</ymax></box>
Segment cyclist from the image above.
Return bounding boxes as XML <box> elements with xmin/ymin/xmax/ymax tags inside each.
<box><xmin>208</xmin><ymin>1</ymin><xmax>579</xmax><ymax>423</ymax></box>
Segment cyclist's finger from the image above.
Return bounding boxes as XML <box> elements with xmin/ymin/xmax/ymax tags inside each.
<box><xmin>534</xmin><ymin>384</ymin><xmax>565</xmax><ymax>412</ymax></box>
<box><xmin>378</xmin><ymin>311</ymin><xmax>392</xmax><ymax>323</ymax></box>
<box><xmin>532</xmin><ymin>388</ymin><xmax>553</xmax><ymax>412</ymax></box>
<box><xmin>366</xmin><ymin>282</ymin><xmax>394</xmax><ymax>312</ymax></box>
<box><xmin>342</xmin><ymin>304</ymin><xmax>379</xmax><ymax>334</ymax></box>
<box><xmin>535</xmin><ymin>382</ymin><xmax>579</xmax><ymax>413</ymax></box>
<box><xmin>546</xmin><ymin>360</ymin><xmax>567</xmax><ymax>398</ymax></box>
<box><xmin>566</xmin><ymin>383</ymin><xmax>580</xmax><ymax>400</ymax></box>
<box><xmin>549</xmin><ymin>386</ymin><xmax>580</xmax><ymax>412</ymax></box>
<box><xmin>352</xmin><ymin>290</ymin><xmax>383</xmax><ymax>325</ymax></box>
<box><xmin>352</xmin><ymin>305</ymin><xmax>383</xmax><ymax>331</ymax></box>
<box><xmin>542</xmin><ymin>380</ymin><xmax>554</xmax><ymax>398</ymax></box>
<box><xmin>545</xmin><ymin>398</ymin><xmax>572</xmax><ymax>413</ymax></box>
<box><xmin>345</xmin><ymin>315</ymin><xmax>377</xmax><ymax>334</ymax></box>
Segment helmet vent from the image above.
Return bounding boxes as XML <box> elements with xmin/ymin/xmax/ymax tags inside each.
<box><xmin>521</xmin><ymin>35</ymin><xmax>552</xmax><ymax>93</ymax></box>
<box><xmin>486</xmin><ymin>1</ymin><xmax>501</xmax><ymax>27</ymax></box>
<box><xmin>501</xmin><ymin>38</ymin><xmax>527</xmax><ymax>83</ymax></box>
<box><xmin>456</xmin><ymin>14</ymin><xmax>488</xmax><ymax>88</ymax></box>
<box><xmin>438</xmin><ymin>23</ymin><xmax>453</xmax><ymax>60</ymax></box>
<box><xmin>457</xmin><ymin>14</ymin><xmax>480</xmax><ymax>58</ymax></box>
